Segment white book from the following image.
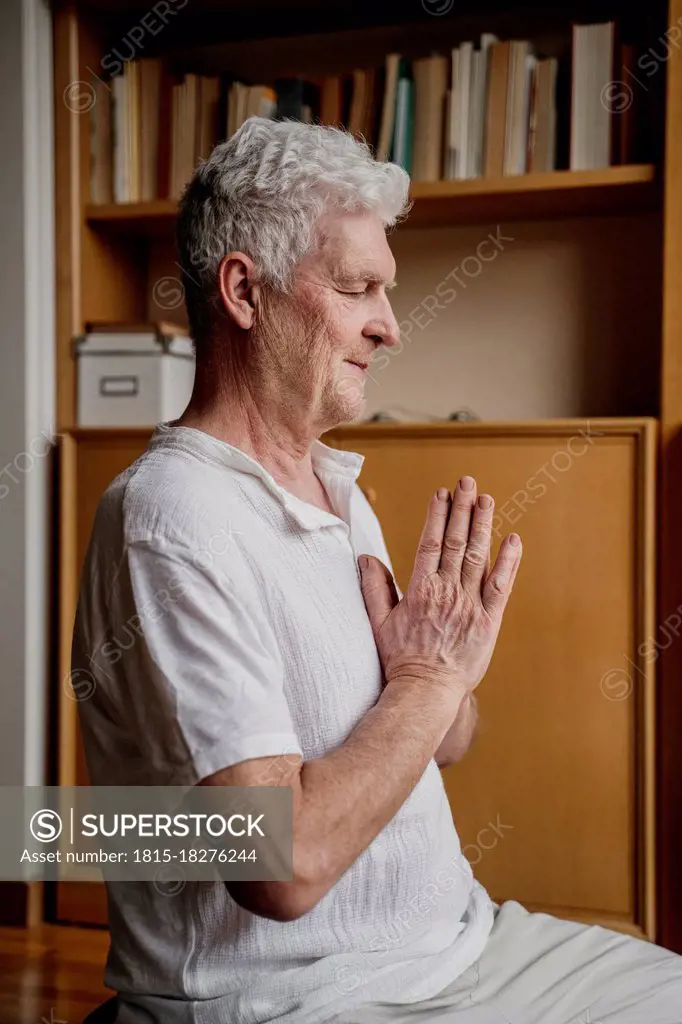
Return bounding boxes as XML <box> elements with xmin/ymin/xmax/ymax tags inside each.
<box><xmin>570</xmin><ymin>26</ymin><xmax>585</xmax><ymax>169</ymax></box>
<box><xmin>456</xmin><ymin>42</ymin><xmax>473</xmax><ymax>180</ymax></box>
<box><xmin>593</xmin><ymin>22</ymin><xmax>615</xmax><ymax>167</ymax></box>
<box><xmin>503</xmin><ymin>44</ymin><xmax>517</xmax><ymax>175</ymax></box>
<box><xmin>112</xmin><ymin>73</ymin><xmax>129</xmax><ymax>204</ymax></box>
<box><xmin>468</xmin><ymin>51</ymin><xmax>482</xmax><ymax>178</ymax></box>
<box><xmin>571</xmin><ymin>21</ymin><xmax>615</xmax><ymax>170</ymax></box>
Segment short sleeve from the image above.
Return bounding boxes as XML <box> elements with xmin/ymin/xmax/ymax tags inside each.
<box><xmin>89</xmin><ymin>540</ymin><xmax>303</xmax><ymax>787</ymax></box>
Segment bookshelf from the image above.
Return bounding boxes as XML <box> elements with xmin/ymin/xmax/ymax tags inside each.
<box><xmin>52</xmin><ymin>0</ymin><xmax>682</xmax><ymax>952</ymax></box>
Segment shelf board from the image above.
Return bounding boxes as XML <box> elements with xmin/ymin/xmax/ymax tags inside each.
<box><xmin>86</xmin><ymin>199</ymin><xmax>180</xmax><ymax>236</ymax></box>
<box><xmin>85</xmin><ymin>165</ymin><xmax>660</xmax><ymax>236</ymax></box>
<box><xmin>407</xmin><ymin>165</ymin><xmax>660</xmax><ymax>226</ymax></box>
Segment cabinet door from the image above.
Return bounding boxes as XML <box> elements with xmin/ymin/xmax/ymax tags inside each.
<box><xmin>326</xmin><ymin>420</ymin><xmax>656</xmax><ymax>939</ymax></box>
<box><xmin>57</xmin><ymin>431</ymin><xmax>150</xmax><ymax>924</ymax></box>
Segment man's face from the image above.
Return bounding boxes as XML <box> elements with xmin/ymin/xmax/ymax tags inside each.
<box><xmin>263</xmin><ymin>211</ymin><xmax>400</xmax><ymax>432</ymax></box>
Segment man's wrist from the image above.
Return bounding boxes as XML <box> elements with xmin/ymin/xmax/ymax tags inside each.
<box><xmin>384</xmin><ymin>671</ymin><xmax>471</xmax><ymax>714</ymax></box>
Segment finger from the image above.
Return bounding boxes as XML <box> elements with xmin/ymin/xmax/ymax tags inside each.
<box><xmin>411</xmin><ymin>490</ymin><xmax>451</xmax><ymax>585</ymax></box>
<box><xmin>460</xmin><ymin>494</ymin><xmax>495</xmax><ymax>593</ymax></box>
<box><xmin>482</xmin><ymin>535</ymin><xmax>523</xmax><ymax>617</ymax></box>
<box><xmin>440</xmin><ymin>476</ymin><xmax>477</xmax><ymax>578</ymax></box>
<box><xmin>359</xmin><ymin>555</ymin><xmax>400</xmax><ymax>640</ymax></box>
<box><xmin>507</xmin><ymin>547</ymin><xmax>522</xmax><ymax>591</ymax></box>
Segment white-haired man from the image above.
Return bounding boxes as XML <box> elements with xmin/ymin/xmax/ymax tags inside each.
<box><xmin>75</xmin><ymin>118</ymin><xmax>682</xmax><ymax>1024</ymax></box>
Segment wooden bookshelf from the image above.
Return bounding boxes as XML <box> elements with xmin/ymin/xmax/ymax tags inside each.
<box><xmin>85</xmin><ymin>166</ymin><xmax>660</xmax><ymax>234</ymax></box>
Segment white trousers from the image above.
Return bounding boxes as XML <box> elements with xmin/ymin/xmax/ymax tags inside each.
<box><xmin>333</xmin><ymin>901</ymin><xmax>682</xmax><ymax>1024</ymax></box>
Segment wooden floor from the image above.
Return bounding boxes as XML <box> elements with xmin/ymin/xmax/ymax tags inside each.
<box><xmin>0</xmin><ymin>925</ymin><xmax>111</xmax><ymax>1024</ymax></box>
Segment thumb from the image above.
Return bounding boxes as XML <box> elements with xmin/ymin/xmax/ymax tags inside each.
<box><xmin>358</xmin><ymin>555</ymin><xmax>399</xmax><ymax>638</ymax></box>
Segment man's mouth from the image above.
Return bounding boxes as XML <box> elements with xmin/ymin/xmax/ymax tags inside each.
<box><xmin>345</xmin><ymin>360</ymin><xmax>369</xmax><ymax>371</ymax></box>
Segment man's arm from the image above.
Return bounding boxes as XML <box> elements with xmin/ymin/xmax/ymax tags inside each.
<box><xmin>203</xmin><ymin>481</ymin><xmax>522</xmax><ymax>922</ymax></box>
<box><xmin>434</xmin><ymin>693</ymin><xmax>479</xmax><ymax>768</ymax></box>
<box><xmin>203</xmin><ymin>675</ymin><xmax>468</xmax><ymax>922</ymax></box>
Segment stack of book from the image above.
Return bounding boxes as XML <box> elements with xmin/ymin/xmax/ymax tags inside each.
<box><xmin>88</xmin><ymin>20</ymin><xmax>642</xmax><ymax>205</ymax></box>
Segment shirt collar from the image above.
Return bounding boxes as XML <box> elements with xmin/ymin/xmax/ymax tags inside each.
<box><xmin>151</xmin><ymin>424</ymin><xmax>364</xmax><ymax>531</ymax></box>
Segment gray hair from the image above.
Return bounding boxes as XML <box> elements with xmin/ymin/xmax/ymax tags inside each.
<box><xmin>176</xmin><ymin>116</ymin><xmax>411</xmax><ymax>348</ymax></box>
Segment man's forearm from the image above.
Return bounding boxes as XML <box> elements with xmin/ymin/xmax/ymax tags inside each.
<box><xmin>295</xmin><ymin>678</ymin><xmax>468</xmax><ymax>905</ymax></box>
<box><xmin>435</xmin><ymin>694</ymin><xmax>479</xmax><ymax>768</ymax></box>
<box><xmin>231</xmin><ymin>677</ymin><xmax>469</xmax><ymax>921</ymax></box>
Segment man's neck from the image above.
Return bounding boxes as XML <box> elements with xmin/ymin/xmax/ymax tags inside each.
<box><xmin>176</xmin><ymin>376</ymin><xmax>336</xmax><ymax>515</ymax></box>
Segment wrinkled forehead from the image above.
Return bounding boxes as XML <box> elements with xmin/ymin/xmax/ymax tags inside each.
<box><xmin>315</xmin><ymin>210</ymin><xmax>396</xmax><ymax>283</ymax></box>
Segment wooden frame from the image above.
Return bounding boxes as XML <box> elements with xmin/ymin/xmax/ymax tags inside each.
<box><xmin>657</xmin><ymin>0</ymin><xmax>682</xmax><ymax>954</ymax></box>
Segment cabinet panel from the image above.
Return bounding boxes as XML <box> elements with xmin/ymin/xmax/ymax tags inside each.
<box><xmin>327</xmin><ymin>420</ymin><xmax>656</xmax><ymax>938</ymax></box>
<box><xmin>56</xmin><ymin>431</ymin><xmax>150</xmax><ymax>924</ymax></box>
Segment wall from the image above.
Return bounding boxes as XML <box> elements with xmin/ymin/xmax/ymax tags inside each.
<box><xmin>149</xmin><ymin>213</ymin><xmax>662</xmax><ymax>423</ymax></box>
<box><xmin>375</xmin><ymin>214</ymin><xmax>662</xmax><ymax>422</ymax></box>
<box><xmin>0</xmin><ymin>0</ymin><xmax>54</xmax><ymax>789</ymax></box>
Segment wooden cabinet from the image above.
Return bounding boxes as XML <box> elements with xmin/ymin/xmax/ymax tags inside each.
<box><xmin>327</xmin><ymin>420</ymin><xmax>657</xmax><ymax>939</ymax></box>
<box><xmin>57</xmin><ymin>420</ymin><xmax>656</xmax><ymax>938</ymax></box>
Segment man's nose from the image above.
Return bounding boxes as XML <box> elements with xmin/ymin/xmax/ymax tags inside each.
<box><xmin>363</xmin><ymin>300</ymin><xmax>401</xmax><ymax>350</ymax></box>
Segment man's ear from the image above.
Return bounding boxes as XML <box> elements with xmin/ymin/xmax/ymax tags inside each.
<box><xmin>217</xmin><ymin>252</ymin><xmax>259</xmax><ymax>329</ymax></box>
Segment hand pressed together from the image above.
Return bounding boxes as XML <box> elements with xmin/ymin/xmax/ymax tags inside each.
<box><xmin>359</xmin><ymin>476</ymin><xmax>522</xmax><ymax>699</ymax></box>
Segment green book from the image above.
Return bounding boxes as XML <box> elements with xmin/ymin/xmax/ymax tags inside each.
<box><xmin>392</xmin><ymin>62</ymin><xmax>414</xmax><ymax>172</ymax></box>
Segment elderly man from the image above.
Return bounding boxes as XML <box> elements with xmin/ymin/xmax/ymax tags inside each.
<box><xmin>74</xmin><ymin>118</ymin><xmax>682</xmax><ymax>1024</ymax></box>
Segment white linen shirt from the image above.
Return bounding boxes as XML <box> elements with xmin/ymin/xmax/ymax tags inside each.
<box><xmin>71</xmin><ymin>423</ymin><xmax>494</xmax><ymax>1024</ymax></box>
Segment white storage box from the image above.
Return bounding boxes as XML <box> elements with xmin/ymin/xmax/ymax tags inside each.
<box><xmin>75</xmin><ymin>322</ymin><xmax>195</xmax><ymax>427</ymax></box>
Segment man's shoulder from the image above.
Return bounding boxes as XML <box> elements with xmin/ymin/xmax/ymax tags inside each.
<box><xmin>96</xmin><ymin>442</ymin><xmax>244</xmax><ymax>551</ymax></box>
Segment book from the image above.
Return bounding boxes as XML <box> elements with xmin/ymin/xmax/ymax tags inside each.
<box><xmin>89</xmin><ymin>79</ymin><xmax>113</xmax><ymax>204</ymax></box>
<box><xmin>528</xmin><ymin>58</ymin><xmax>558</xmax><ymax>172</ymax></box>
<box><xmin>320</xmin><ymin>76</ymin><xmax>343</xmax><ymax>125</ymax></box>
<box><xmin>92</xmin><ymin>23</ymin><xmax>639</xmax><ymax>206</ymax></box>
<box><xmin>504</xmin><ymin>42</ymin><xmax>534</xmax><ymax>176</ymax></box>
<box><xmin>139</xmin><ymin>60</ymin><xmax>162</xmax><ymax>200</ymax></box>
<box><xmin>617</xmin><ymin>43</ymin><xmax>641</xmax><ymax>164</ymax></box>
<box><xmin>444</xmin><ymin>48</ymin><xmax>459</xmax><ymax>179</ymax></box>
<box><xmin>455</xmin><ymin>43</ymin><xmax>473</xmax><ymax>180</ymax></box>
<box><xmin>472</xmin><ymin>34</ymin><xmax>498</xmax><ymax>177</ymax></box>
<box><xmin>245</xmin><ymin>84</ymin><xmax>277</xmax><ymax>121</ymax></box>
<box><xmin>275</xmin><ymin>78</ymin><xmax>319</xmax><ymax>121</ymax></box>
<box><xmin>128</xmin><ymin>60</ymin><xmax>141</xmax><ymax>201</ymax></box>
<box><xmin>111</xmin><ymin>73</ymin><xmax>129</xmax><ymax>203</ymax></box>
<box><xmin>363</xmin><ymin>68</ymin><xmax>381</xmax><ymax>146</ymax></box>
<box><xmin>377</xmin><ymin>54</ymin><xmax>401</xmax><ymax>161</ymax></box>
<box><xmin>412</xmin><ymin>54</ymin><xmax>448</xmax><ymax>181</ymax></box>
<box><xmin>570</xmin><ymin>21</ymin><xmax>616</xmax><ymax>170</ymax></box>
<box><xmin>348</xmin><ymin>69</ymin><xmax>369</xmax><ymax>137</ymax></box>
<box><xmin>196</xmin><ymin>76</ymin><xmax>221</xmax><ymax>164</ymax></box>
<box><xmin>468</xmin><ymin>47</ymin><xmax>486</xmax><ymax>178</ymax></box>
<box><xmin>484</xmin><ymin>41</ymin><xmax>511</xmax><ymax>177</ymax></box>
<box><xmin>393</xmin><ymin>69</ymin><xmax>414</xmax><ymax>172</ymax></box>
<box><xmin>182</xmin><ymin>73</ymin><xmax>199</xmax><ymax>188</ymax></box>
